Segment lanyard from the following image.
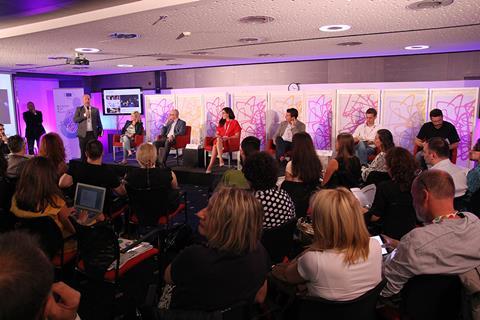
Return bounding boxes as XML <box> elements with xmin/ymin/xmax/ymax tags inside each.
<box><xmin>432</xmin><ymin>211</ymin><xmax>464</xmax><ymax>224</ymax></box>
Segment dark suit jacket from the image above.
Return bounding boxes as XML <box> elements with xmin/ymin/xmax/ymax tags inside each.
<box><xmin>121</xmin><ymin>121</ymin><xmax>144</xmax><ymax>136</ymax></box>
<box><xmin>159</xmin><ymin>119</ymin><xmax>186</xmax><ymax>138</ymax></box>
<box><xmin>23</xmin><ymin>111</ymin><xmax>46</xmax><ymax>138</ymax></box>
<box><xmin>73</xmin><ymin>106</ymin><xmax>103</xmax><ymax>138</ymax></box>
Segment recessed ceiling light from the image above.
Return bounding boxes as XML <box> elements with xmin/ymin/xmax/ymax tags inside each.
<box><xmin>191</xmin><ymin>51</ymin><xmax>212</xmax><ymax>56</ymax></box>
<box><xmin>319</xmin><ymin>24</ymin><xmax>351</xmax><ymax>32</ymax></box>
<box><xmin>239</xmin><ymin>16</ymin><xmax>275</xmax><ymax>24</ymax></box>
<box><xmin>166</xmin><ymin>63</ymin><xmax>182</xmax><ymax>66</ymax></box>
<box><xmin>337</xmin><ymin>41</ymin><xmax>363</xmax><ymax>46</ymax></box>
<box><xmin>109</xmin><ymin>32</ymin><xmax>139</xmax><ymax>39</ymax></box>
<box><xmin>407</xmin><ymin>0</ymin><xmax>454</xmax><ymax>10</ymax></box>
<box><xmin>117</xmin><ymin>64</ymin><xmax>134</xmax><ymax>67</ymax></box>
<box><xmin>75</xmin><ymin>48</ymin><xmax>100</xmax><ymax>53</ymax></box>
<box><xmin>257</xmin><ymin>53</ymin><xmax>273</xmax><ymax>57</ymax></box>
<box><xmin>404</xmin><ymin>45</ymin><xmax>430</xmax><ymax>50</ymax></box>
<box><xmin>239</xmin><ymin>37</ymin><xmax>265</xmax><ymax>43</ymax></box>
<box><xmin>156</xmin><ymin>58</ymin><xmax>175</xmax><ymax>61</ymax></box>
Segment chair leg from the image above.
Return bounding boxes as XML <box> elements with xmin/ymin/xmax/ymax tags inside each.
<box><xmin>113</xmin><ymin>146</ymin><xmax>116</xmax><ymax>161</ymax></box>
<box><xmin>228</xmin><ymin>152</ymin><xmax>232</xmax><ymax>167</ymax></box>
<box><xmin>236</xmin><ymin>151</ymin><xmax>241</xmax><ymax>170</ymax></box>
<box><xmin>176</xmin><ymin>149</ymin><xmax>179</xmax><ymax>166</ymax></box>
<box><xmin>204</xmin><ymin>150</ymin><xmax>207</xmax><ymax>168</ymax></box>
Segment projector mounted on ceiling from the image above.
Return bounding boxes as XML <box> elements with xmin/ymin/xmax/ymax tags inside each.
<box><xmin>66</xmin><ymin>53</ymin><xmax>90</xmax><ymax>65</ymax></box>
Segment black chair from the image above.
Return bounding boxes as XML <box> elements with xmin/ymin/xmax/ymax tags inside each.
<box><xmin>261</xmin><ymin>219</ymin><xmax>296</xmax><ymax>264</ymax></box>
<box><xmin>0</xmin><ymin>176</ymin><xmax>17</xmax><ymax>233</ymax></box>
<box><xmin>291</xmin><ymin>279</ymin><xmax>386</xmax><ymax>320</ymax></box>
<box><xmin>468</xmin><ymin>189</ymin><xmax>480</xmax><ymax>218</ymax></box>
<box><xmin>399</xmin><ymin>275</ymin><xmax>462</xmax><ymax>320</ymax></box>
<box><xmin>280</xmin><ymin>180</ymin><xmax>319</xmax><ymax>219</ymax></box>
<box><xmin>365</xmin><ymin>171</ymin><xmax>391</xmax><ymax>186</ymax></box>
<box><xmin>155</xmin><ymin>301</ymin><xmax>253</xmax><ymax>320</ymax></box>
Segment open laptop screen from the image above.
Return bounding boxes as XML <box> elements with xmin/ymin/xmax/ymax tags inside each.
<box><xmin>74</xmin><ymin>183</ymin><xmax>106</xmax><ymax>213</ymax></box>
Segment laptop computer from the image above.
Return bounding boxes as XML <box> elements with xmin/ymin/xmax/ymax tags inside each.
<box><xmin>73</xmin><ymin>183</ymin><xmax>106</xmax><ymax>225</ymax></box>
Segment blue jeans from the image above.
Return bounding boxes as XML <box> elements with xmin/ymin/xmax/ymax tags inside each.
<box><xmin>355</xmin><ymin>141</ymin><xmax>375</xmax><ymax>165</ymax></box>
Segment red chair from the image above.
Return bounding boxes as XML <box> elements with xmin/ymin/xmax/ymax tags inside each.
<box><xmin>266</xmin><ymin>138</ymin><xmax>292</xmax><ymax>159</ymax></box>
<box><xmin>413</xmin><ymin>143</ymin><xmax>457</xmax><ymax>164</ymax></box>
<box><xmin>112</xmin><ymin>134</ymin><xmax>144</xmax><ymax>161</ymax></box>
<box><xmin>168</xmin><ymin>126</ymin><xmax>191</xmax><ymax>165</ymax></box>
<box><xmin>204</xmin><ymin>135</ymin><xmax>241</xmax><ymax>169</ymax></box>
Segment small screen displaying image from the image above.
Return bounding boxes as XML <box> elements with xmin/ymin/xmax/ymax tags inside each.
<box><xmin>102</xmin><ymin>88</ymin><xmax>142</xmax><ymax>115</ymax></box>
<box><xmin>0</xmin><ymin>89</ymin><xmax>11</xmax><ymax>123</ymax></box>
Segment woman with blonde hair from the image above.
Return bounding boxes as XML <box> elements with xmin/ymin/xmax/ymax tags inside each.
<box><xmin>273</xmin><ymin>188</ymin><xmax>382</xmax><ymax>301</ymax></box>
<box><xmin>165</xmin><ymin>187</ymin><xmax>269</xmax><ymax>311</ymax></box>
<box><xmin>39</xmin><ymin>132</ymin><xmax>67</xmax><ymax>177</ymax></box>
<box><xmin>322</xmin><ymin>133</ymin><xmax>361</xmax><ymax>188</ymax></box>
<box><xmin>120</xmin><ymin>111</ymin><xmax>143</xmax><ymax>164</ymax></box>
<box><xmin>125</xmin><ymin>143</ymin><xmax>178</xmax><ymax>226</ymax></box>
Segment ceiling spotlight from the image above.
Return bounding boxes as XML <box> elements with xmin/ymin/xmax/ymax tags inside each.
<box><xmin>75</xmin><ymin>48</ymin><xmax>100</xmax><ymax>53</ymax></box>
<box><xmin>176</xmin><ymin>32</ymin><xmax>191</xmax><ymax>40</ymax></box>
<box><xmin>239</xmin><ymin>16</ymin><xmax>275</xmax><ymax>24</ymax></box>
<box><xmin>404</xmin><ymin>45</ymin><xmax>430</xmax><ymax>50</ymax></box>
<box><xmin>117</xmin><ymin>64</ymin><xmax>134</xmax><ymax>67</ymax></box>
<box><xmin>319</xmin><ymin>24</ymin><xmax>351</xmax><ymax>32</ymax></box>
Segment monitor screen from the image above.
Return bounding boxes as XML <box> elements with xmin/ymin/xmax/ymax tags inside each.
<box><xmin>74</xmin><ymin>183</ymin><xmax>106</xmax><ymax>212</ymax></box>
<box><xmin>102</xmin><ymin>88</ymin><xmax>143</xmax><ymax>115</ymax></box>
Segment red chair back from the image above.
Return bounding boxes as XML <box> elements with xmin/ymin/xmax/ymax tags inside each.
<box><xmin>223</xmin><ymin>135</ymin><xmax>241</xmax><ymax>152</ymax></box>
<box><xmin>173</xmin><ymin>126</ymin><xmax>191</xmax><ymax>149</ymax></box>
<box><xmin>133</xmin><ymin>134</ymin><xmax>144</xmax><ymax>147</ymax></box>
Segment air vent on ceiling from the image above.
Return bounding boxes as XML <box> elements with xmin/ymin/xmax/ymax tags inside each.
<box><xmin>239</xmin><ymin>16</ymin><xmax>275</xmax><ymax>24</ymax></box>
<box><xmin>407</xmin><ymin>0</ymin><xmax>454</xmax><ymax>10</ymax></box>
<box><xmin>48</xmin><ymin>56</ymin><xmax>70</xmax><ymax>60</ymax></box>
<box><xmin>156</xmin><ymin>58</ymin><xmax>175</xmax><ymax>61</ymax></box>
<box><xmin>239</xmin><ymin>37</ymin><xmax>264</xmax><ymax>43</ymax></box>
<box><xmin>337</xmin><ymin>41</ymin><xmax>363</xmax><ymax>46</ymax></box>
<box><xmin>109</xmin><ymin>32</ymin><xmax>140</xmax><ymax>39</ymax></box>
<box><xmin>191</xmin><ymin>51</ymin><xmax>212</xmax><ymax>56</ymax></box>
<box><xmin>166</xmin><ymin>63</ymin><xmax>182</xmax><ymax>66</ymax></box>
<box><xmin>257</xmin><ymin>53</ymin><xmax>273</xmax><ymax>57</ymax></box>
<box><xmin>15</xmin><ymin>63</ymin><xmax>36</xmax><ymax>67</ymax></box>
<box><xmin>72</xmin><ymin>66</ymin><xmax>89</xmax><ymax>69</ymax></box>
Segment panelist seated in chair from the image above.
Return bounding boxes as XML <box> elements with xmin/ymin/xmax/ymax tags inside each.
<box><xmin>206</xmin><ymin>107</ymin><xmax>241</xmax><ymax>173</ymax></box>
<box><xmin>119</xmin><ymin>111</ymin><xmax>143</xmax><ymax>165</ymax></box>
<box><xmin>59</xmin><ymin>140</ymin><xmax>126</xmax><ymax>216</ymax></box>
<box><xmin>11</xmin><ymin>157</ymin><xmax>77</xmax><ymax>251</ymax></box>
<box><xmin>125</xmin><ymin>143</ymin><xmax>179</xmax><ymax>226</ymax></box>
<box><xmin>164</xmin><ymin>188</ymin><xmax>269</xmax><ymax>311</ymax></box>
<box><xmin>153</xmin><ymin>109</ymin><xmax>186</xmax><ymax>167</ymax></box>
<box><xmin>272</xmin><ymin>188</ymin><xmax>382</xmax><ymax>301</ymax></box>
<box><xmin>415</xmin><ymin>108</ymin><xmax>460</xmax><ymax>169</ymax></box>
<box><xmin>353</xmin><ymin>108</ymin><xmax>381</xmax><ymax>165</ymax></box>
<box><xmin>272</xmin><ymin>108</ymin><xmax>305</xmax><ymax>162</ymax></box>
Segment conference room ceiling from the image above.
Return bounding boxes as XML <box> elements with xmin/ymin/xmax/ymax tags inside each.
<box><xmin>0</xmin><ymin>0</ymin><xmax>479</xmax><ymax>76</ymax></box>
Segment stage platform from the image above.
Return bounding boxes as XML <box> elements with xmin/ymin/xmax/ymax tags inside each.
<box><xmin>69</xmin><ymin>152</ymin><xmax>235</xmax><ymax>187</ymax></box>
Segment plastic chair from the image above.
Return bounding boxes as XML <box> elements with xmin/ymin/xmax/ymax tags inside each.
<box><xmin>204</xmin><ymin>135</ymin><xmax>241</xmax><ymax>169</ymax></box>
<box><xmin>266</xmin><ymin>138</ymin><xmax>291</xmax><ymax>158</ymax></box>
<box><xmin>261</xmin><ymin>219</ymin><xmax>296</xmax><ymax>264</ymax></box>
<box><xmin>170</xmin><ymin>126</ymin><xmax>191</xmax><ymax>165</ymax></box>
<box><xmin>291</xmin><ymin>279</ymin><xmax>386</xmax><ymax>320</ymax></box>
<box><xmin>413</xmin><ymin>144</ymin><xmax>457</xmax><ymax>164</ymax></box>
<box><xmin>112</xmin><ymin>134</ymin><xmax>145</xmax><ymax>161</ymax></box>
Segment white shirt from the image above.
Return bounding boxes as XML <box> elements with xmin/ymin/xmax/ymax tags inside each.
<box><xmin>84</xmin><ymin>106</ymin><xmax>93</xmax><ymax>132</ymax></box>
<box><xmin>353</xmin><ymin>123</ymin><xmax>380</xmax><ymax>147</ymax></box>
<box><xmin>282</xmin><ymin>123</ymin><xmax>293</xmax><ymax>142</ymax></box>
<box><xmin>167</xmin><ymin>120</ymin><xmax>177</xmax><ymax>138</ymax></box>
<box><xmin>297</xmin><ymin>238</ymin><xmax>382</xmax><ymax>301</ymax></box>
<box><xmin>431</xmin><ymin>158</ymin><xmax>468</xmax><ymax>198</ymax></box>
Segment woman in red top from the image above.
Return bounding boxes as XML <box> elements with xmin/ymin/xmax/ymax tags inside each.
<box><xmin>206</xmin><ymin>107</ymin><xmax>241</xmax><ymax>173</ymax></box>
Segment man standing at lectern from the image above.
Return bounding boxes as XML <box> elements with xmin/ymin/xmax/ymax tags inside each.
<box><xmin>153</xmin><ymin>109</ymin><xmax>186</xmax><ymax>167</ymax></box>
<box><xmin>74</xmin><ymin>94</ymin><xmax>103</xmax><ymax>161</ymax></box>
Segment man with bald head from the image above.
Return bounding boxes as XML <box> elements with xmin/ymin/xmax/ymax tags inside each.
<box><xmin>74</xmin><ymin>94</ymin><xmax>103</xmax><ymax>161</ymax></box>
<box><xmin>153</xmin><ymin>109</ymin><xmax>186</xmax><ymax>167</ymax></box>
<box><xmin>381</xmin><ymin>170</ymin><xmax>480</xmax><ymax>297</ymax></box>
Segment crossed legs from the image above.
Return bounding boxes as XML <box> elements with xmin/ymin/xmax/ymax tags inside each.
<box><xmin>206</xmin><ymin>138</ymin><xmax>225</xmax><ymax>173</ymax></box>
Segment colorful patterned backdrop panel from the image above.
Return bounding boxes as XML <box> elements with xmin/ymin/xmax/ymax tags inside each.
<box><xmin>233</xmin><ymin>93</ymin><xmax>267</xmax><ymax>147</ymax></box>
<box><xmin>144</xmin><ymin>95</ymin><xmax>175</xmax><ymax>142</ymax></box>
<box><xmin>382</xmin><ymin>89</ymin><xmax>428</xmax><ymax>153</ymax></box>
<box><xmin>176</xmin><ymin>95</ymin><xmax>204</xmax><ymax>144</ymax></box>
<box><xmin>305</xmin><ymin>92</ymin><xmax>336</xmax><ymax>150</ymax></box>
<box><xmin>267</xmin><ymin>93</ymin><xmax>304</xmax><ymax>140</ymax></box>
<box><xmin>429</xmin><ymin>88</ymin><xmax>479</xmax><ymax>168</ymax></box>
<box><xmin>336</xmin><ymin>90</ymin><xmax>380</xmax><ymax>134</ymax></box>
<box><xmin>204</xmin><ymin>94</ymin><xmax>228</xmax><ymax>138</ymax></box>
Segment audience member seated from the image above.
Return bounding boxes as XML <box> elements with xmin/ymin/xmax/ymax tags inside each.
<box><xmin>6</xmin><ymin>134</ymin><xmax>29</xmax><ymax>179</ymax></box>
<box><xmin>415</xmin><ymin>108</ymin><xmax>460</xmax><ymax>169</ymax></box>
<box><xmin>381</xmin><ymin>170</ymin><xmax>480</xmax><ymax>298</ymax></box>
<box><xmin>10</xmin><ymin>157</ymin><xmax>76</xmax><ymax>248</ymax></box>
<box><xmin>219</xmin><ymin>136</ymin><xmax>260</xmax><ymax>189</ymax></box>
<box><xmin>365</xmin><ymin>147</ymin><xmax>417</xmax><ymax>240</ymax></box>
<box><xmin>120</xmin><ymin>111</ymin><xmax>144</xmax><ymax>165</ymax></box>
<box><xmin>424</xmin><ymin>137</ymin><xmax>468</xmax><ymax>209</ymax></box>
<box><xmin>243</xmin><ymin>152</ymin><xmax>295</xmax><ymax>229</ymax></box>
<box><xmin>125</xmin><ymin>143</ymin><xmax>179</xmax><ymax>226</ymax></box>
<box><xmin>59</xmin><ymin>140</ymin><xmax>126</xmax><ymax>215</ymax></box>
<box><xmin>361</xmin><ymin>129</ymin><xmax>394</xmax><ymax>182</ymax></box>
<box><xmin>0</xmin><ymin>145</ymin><xmax>10</xmax><ymax>213</ymax></box>
<box><xmin>272</xmin><ymin>188</ymin><xmax>382</xmax><ymax>301</ymax></box>
<box><xmin>0</xmin><ymin>123</ymin><xmax>9</xmax><ymax>155</ymax></box>
<box><xmin>353</xmin><ymin>108</ymin><xmax>382</xmax><ymax>165</ymax></box>
<box><xmin>322</xmin><ymin>133</ymin><xmax>361</xmax><ymax>188</ymax></box>
<box><xmin>272</xmin><ymin>108</ymin><xmax>306</xmax><ymax>162</ymax></box>
<box><xmin>39</xmin><ymin>132</ymin><xmax>68</xmax><ymax>178</ymax></box>
<box><xmin>206</xmin><ymin>107</ymin><xmax>241</xmax><ymax>173</ymax></box>
<box><xmin>164</xmin><ymin>188</ymin><xmax>269</xmax><ymax>311</ymax></box>
<box><xmin>467</xmin><ymin>140</ymin><xmax>480</xmax><ymax>215</ymax></box>
<box><xmin>281</xmin><ymin>132</ymin><xmax>321</xmax><ymax>218</ymax></box>
<box><xmin>0</xmin><ymin>231</ymin><xmax>81</xmax><ymax>320</ymax></box>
